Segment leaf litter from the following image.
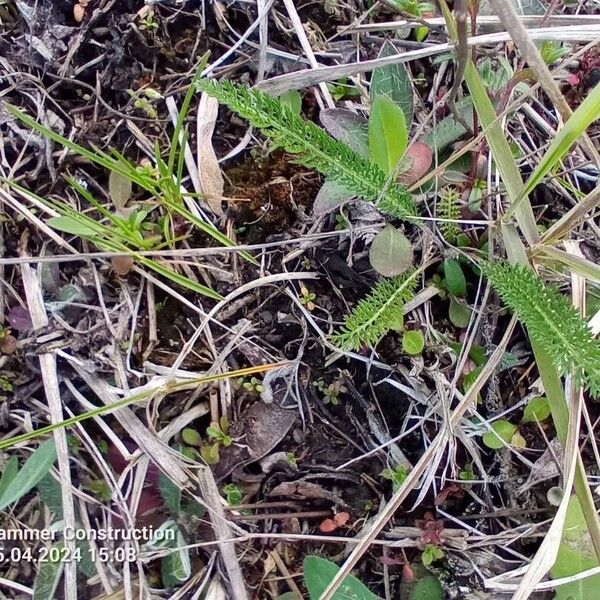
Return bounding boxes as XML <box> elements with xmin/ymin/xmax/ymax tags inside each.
<box><xmin>1</xmin><ymin>1</ymin><xmax>600</xmax><ymax>599</ymax></box>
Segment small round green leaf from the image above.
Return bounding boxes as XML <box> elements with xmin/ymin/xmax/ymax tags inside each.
<box><xmin>511</xmin><ymin>431</ymin><xmax>527</xmax><ymax>448</ymax></box>
<box><xmin>443</xmin><ymin>259</ymin><xmax>467</xmax><ymax>297</ymax></box>
<box><xmin>408</xmin><ymin>575</ymin><xmax>444</xmax><ymax>600</ymax></box>
<box><xmin>182</xmin><ymin>428</ymin><xmax>201</xmax><ymax>446</ymax></box>
<box><xmin>369</xmin><ymin>224</ymin><xmax>413</xmax><ymax>277</ymax></box>
<box><xmin>403</xmin><ymin>330</ymin><xmax>424</xmax><ymax>355</ymax></box>
<box><xmin>448</xmin><ymin>296</ymin><xmax>470</xmax><ymax>328</ymax></box>
<box><xmin>482</xmin><ymin>420</ymin><xmax>517</xmax><ymax>450</ymax></box>
<box><xmin>522</xmin><ymin>396</ymin><xmax>551</xmax><ymax>424</ymax></box>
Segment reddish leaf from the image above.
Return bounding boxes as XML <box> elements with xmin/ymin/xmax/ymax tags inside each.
<box><xmin>398</xmin><ymin>142</ymin><xmax>432</xmax><ymax>186</ymax></box>
<box><xmin>111</xmin><ymin>255</ymin><xmax>134</xmax><ymax>276</ymax></box>
<box><xmin>416</xmin><ymin>512</ymin><xmax>444</xmax><ymax>547</ymax></box>
<box><xmin>0</xmin><ymin>334</ymin><xmax>17</xmax><ymax>355</ymax></box>
<box><xmin>380</xmin><ymin>555</ymin><xmax>403</xmax><ymax>566</ymax></box>
<box><xmin>333</xmin><ymin>512</ymin><xmax>350</xmax><ymax>527</ymax></box>
<box><xmin>106</xmin><ymin>441</ymin><xmax>159</xmax><ymax>484</ymax></box>
<box><xmin>434</xmin><ymin>483</ymin><xmax>464</xmax><ymax>506</ymax></box>
<box><xmin>402</xmin><ymin>562</ymin><xmax>414</xmax><ymax>583</ymax></box>
<box><xmin>319</xmin><ymin>518</ymin><xmax>337</xmax><ymax>533</ymax></box>
<box><xmin>7</xmin><ymin>306</ymin><xmax>32</xmax><ymax>333</ymax></box>
<box><xmin>106</xmin><ymin>441</ymin><xmax>161</xmax><ymax>516</ymax></box>
<box><xmin>136</xmin><ymin>488</ymin><xmax>162</xmax><ymax>515</ymax></box>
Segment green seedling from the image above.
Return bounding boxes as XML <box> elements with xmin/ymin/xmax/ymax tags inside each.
<box><xmin>299</xmin><ymin>285</ymin><xmax>317</xmax><ymax>311</ymax></box>
<box><xmin>327</xmin><ymin>78</ymin><xmax>360</xmax><ymax>102</ymax></box>
<box><xmin>421</xmin><ymin>544</ymin><xmax>445</xmax><ymax>567</ymax></box>
<box><xmin>206</xmin><ymin>416</ymin><xmax>232</xmax><ymax>447</ymax></box>
<box><xmin>382</xmin><ymin>464</ymin><xmax>408</xmax><ymax>492</ymax></box>
<box><xmin>540</xmin><ymin>40</ymin><xmax>570</xmax><ymax>65</ymax></box>
<box><xmin>313</xmin><ymin>377</ymin><xmax>347</xmax><ymax>406</ymax></box>
<box><xmin>128</xmin><ymin>88</ymin><xmax>163</xmax><ymax>119</ymax></box>
<box><xmin>242</xmin><ymin>377</ymin><xmax>265</xmax><ymax>394</ymax></box>
<box><xmin>459</xmin><ymin>464</ymin><xmax>475</xmax><ymax>481</ymax></box>
<box><xmin>222</xmin><ymin>483</ymin><xmax>244</xmax><ymax>505</ymax></box>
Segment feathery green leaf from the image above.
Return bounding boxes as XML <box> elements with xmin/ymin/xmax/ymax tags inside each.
<box><xmin>197</xmin><ymin>79</ymin><xmax>416</xmax><ymax>221</ymax></box>
<box><xmin>331</xmin><ymin>269</ymin><xmax>419</xmax><ymax>350</ymax></box>
<box><xmin>482</xmin><ymin>261</ymin><xmax>600</xmax><ymax>396</ymax></box>
<box><xmin>438</xmin><ymin>187</ymin><xmax>461</xmax><ymax>243</ymax></box>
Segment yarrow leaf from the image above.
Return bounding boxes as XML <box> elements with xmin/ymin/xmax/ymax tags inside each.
<box><xmin>482</xmin><ymin>261</ymin><xmax>600</xmax><ymax>396</ymax></box>
<box><xmin>331</xmin><ymin>269</ymin><xmax>419</xmax><ymax>350</ymax></box>
<box><xmin>438</xmin><ymin>187</ymin><xmax>461</xmax><ymax>243</ymax></box>
<box><xmin>197</xmin><ymin>79</ymin><xmax>416</xmax><ymax>221</ymax></box>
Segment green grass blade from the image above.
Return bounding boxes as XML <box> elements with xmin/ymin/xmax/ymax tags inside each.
<box><xmin>510</xmin><ymin>81</ymin><xmax>600</xmax><ymax>214</ymax></box>
<box><xmin>161</xmin><ymin>197</ymin><xmax>258</xmax><ymax>265</ymax></box>
<box><xmin>438</xmin><ymin>0</ymin><xmax>539</xmax><ymax>245</ymax></box>
<box><xmin>534</xmin><ymin>246</ymin><xmax>600</xmax><ymax>286</ymax></box>
<box><xmin>168</xmin><ymin>55</ymin><xmax>209</xmax><ymax>173</ymax></box>
<box><xmin>463</xmin><ymin>61</ymin><xmax>539</xmax><ymax>245</ymax></box>
<box><xmin>5</xmin><ymin>105</ymin><xmax>151</xmax><ymax>190</ymax></box>
<box><xmin>136</xmin><ymin>255</ymin><xmax>223</xmax><ymax>300</ymax></box>
<box><xmin>0</xmin><ymin>364</ymin><xmax>284</xmax><ymax>451</ymax></box>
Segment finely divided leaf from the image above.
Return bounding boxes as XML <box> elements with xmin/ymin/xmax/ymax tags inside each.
<box><xmin>332</xmin><ymin>269</ymin><xmax>419</xmax><ymax>350</ymax></box>
<box><xmin>197</xmin><ymin>79</ymin><xmax>416</xmax><ymax>221</ymax></box>
<box><xmin>483</xmin><ymin>261</ymin><xmax>600</xmax><ymax>396</ymax></box>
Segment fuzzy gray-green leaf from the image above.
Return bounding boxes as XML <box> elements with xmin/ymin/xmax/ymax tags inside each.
<box><xmin>370</xmin><ymin>40</ymin><xmax>414</xmax><ymax>126</ymax></box>
<box><xmin>0</xmin><ymin>456</ymin><xmax>19</xmax><ymax>500</ymax></box>
<box><xmin>369</xmin><ymin>225</ymin><xmax>413</xmax><ymax>277</ymax></box>
<box><xmin>32</xmin><ymin>543</ymin><xmax>64</xmax><ymax>600</ymax></box>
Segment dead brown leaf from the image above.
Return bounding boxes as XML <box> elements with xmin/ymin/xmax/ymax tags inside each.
<box><xmin>197</xmin><ymin>93</ymin><xmax>225</xmax><ymax>216</ymax></box>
